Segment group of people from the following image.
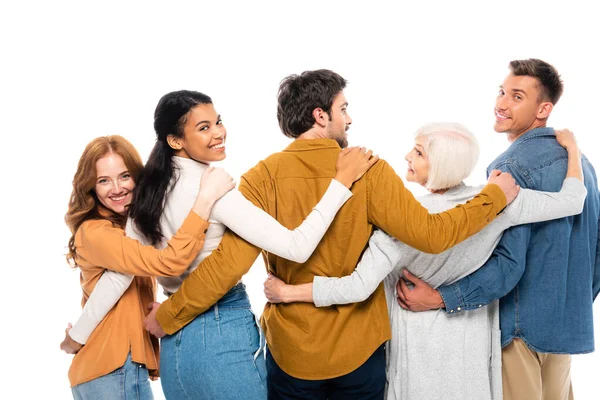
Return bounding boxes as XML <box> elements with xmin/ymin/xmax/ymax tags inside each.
<box><xmin>60</xmin><ymin>58</ymin><xmax>600</xmax><ymax>400</ymax></box>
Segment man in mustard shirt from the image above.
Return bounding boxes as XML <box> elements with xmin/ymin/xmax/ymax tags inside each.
<box><xmin>146</xmin><ymin>69</ymin><xmax>519</xmax><ymax>399</ymax></box>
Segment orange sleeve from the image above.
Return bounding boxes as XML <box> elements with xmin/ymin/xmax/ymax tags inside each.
<box><xmin>367</xmin><ymin>160</ymin><xmax>507</xmax><ymax>254</ymax></box>
<box><xmin>75</xmin><ymin>211</ymin><xmax>210</xmax><ymax>276</ymax></box>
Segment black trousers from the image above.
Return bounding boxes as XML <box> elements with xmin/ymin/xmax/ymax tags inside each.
<box><xmin>266</xmin><ymin>344</ymin><xmax>386</xmax><ymax>400</ymax></box>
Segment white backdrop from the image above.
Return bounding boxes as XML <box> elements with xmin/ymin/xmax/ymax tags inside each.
<box><xmin>2</xmin><ymin>1</ymin><xmax>599</xmax><ymax>399</ymax></box>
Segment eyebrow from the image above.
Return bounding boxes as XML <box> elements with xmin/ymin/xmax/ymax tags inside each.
<box><xmin>96</xmin><ymin>170</ymin><xmax>129</xmax><ymax>180</ymax></box>
<box><xmin>340</xmin><ymin>102</ymin><xmax>348</xmax><ymax>108</ymax></box>
<box><xmin>195</xmin><ymin>115</ymin><xmax>220</xmax><ymax>128</ymax></box>
<box><xmin>499</xmin><ymin>85</ymin><xmax>527</xmax><ymax>96</ymax></box>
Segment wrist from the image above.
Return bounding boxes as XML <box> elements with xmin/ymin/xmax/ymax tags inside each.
<box><xmin>334</xmin><ymin>175</ymin><xmax>353</xmax><ymax>189</ymax></box>
<box><xmin>193</xmin><ymin>195</ymin><xmax>216</xmax><ymax>217</ymax></box>
<box><xmin>434</xmin><ymin>290</ymin><xmax>445</xmax><ymax>309</ymax></box>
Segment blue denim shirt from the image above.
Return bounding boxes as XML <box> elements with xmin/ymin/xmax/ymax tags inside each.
<box><xmin>438</xmin><ymin>127</ymin><xmax>600</xmax><ymax>354</ymax></box>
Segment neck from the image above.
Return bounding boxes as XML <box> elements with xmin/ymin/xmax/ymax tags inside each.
<box><xmin>297</xmin><ymin>127</ymin><xmax>328</xmax><ymax>141</ymax></box>
<box><xmin>506</xmin><ymin>121</ymin><xmax>547</xmax><ymax>143</ymax></box>
<box><xmin>429</xmin><ymin>188</ymin><xmax>449</xmax><ymax>195</ymax></box>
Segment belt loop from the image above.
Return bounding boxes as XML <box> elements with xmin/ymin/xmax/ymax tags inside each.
<box><xmin>214</xmin><ymin>302</ymin><xmax>222</xmax><ymax>335</ymax></box>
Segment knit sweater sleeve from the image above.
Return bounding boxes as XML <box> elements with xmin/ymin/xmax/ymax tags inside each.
<box><xmin>210</xmin><ymin>179</ymin><xmax>351</xmax><ymax>263</ymax></box>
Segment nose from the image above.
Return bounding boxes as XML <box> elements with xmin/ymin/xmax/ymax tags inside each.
<box><xmin>405</xmin><ymin>151</ymin><xmax>411</xmax><ymax>162</ymax></box>
<box><xmin>496</xmin><ymin>94</ymin><xmax>508</xmax><ymax>110</ymax></box>
<box><xmin>110</xmin><ymin>180</ymin><xmax>126</xmax><ymax>194</ymax></box>
<box><xmin>214</xmin><ymin>125</ymin><xmax>226</xmax><ymax>140</ymax></box>
<box><xmin>346</xmin><ymin>113</ymin><xmax>352</xmax><ymax>126</ymax></box>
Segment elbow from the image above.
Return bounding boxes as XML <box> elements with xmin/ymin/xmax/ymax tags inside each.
<box><xmin>567</xmin><ymin>195</ymin><xmax>586</xmax><ymax>216</ymax></box>
<box><xmin>161</xmin><ymin>267</ymin><xmax>188</xmax><ymax>277</ymax></box>
<box><xmin>355</xmin><ymin>290</ymin><xmax>370</xmax><ymax>303</ymax></box>
<box><xmin>289</xmin><ymin>252</ymin><xmax>310</xmax><ymax>264</ymax></box>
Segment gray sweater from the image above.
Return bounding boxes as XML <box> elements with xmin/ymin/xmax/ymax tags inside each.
<box><xmin>312</xmin><ymin>178</ymin><xmax>586</xmax><ymax>400</ymax></box>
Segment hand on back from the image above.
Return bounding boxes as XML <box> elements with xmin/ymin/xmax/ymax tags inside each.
<box><xmin>555</xmin><ymin>128</ymin><xmax>580</xmax><ymax>154</ymax></box>
<box><xmin>199</xmin><ymin>166</ymin><xmax>236</xmax><ymax>203</ymax></box>
<box><xmin>59</xmin><ymin>323</ymin><xmax>83</xmax><ymax>354</ymax></box>
<box><xmin>488</xmin><ymin>169</ymin><xmax>520</xmax><ymax>205</ymax></box>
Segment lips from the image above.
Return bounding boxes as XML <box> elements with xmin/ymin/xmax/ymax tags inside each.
<box><xmin>209</xmin><ymin>141</ymin><xmax>226</xmax><ymax>151</ymax></box>
<box><xmin>495</xmin><ymin>110</ymin><xmax>510</xmax><ymax>121</ymax></box>
<box><xmin>109</xmin><ymin>192</ymin><xmax>130</xmax><ymax>203</ymax></box>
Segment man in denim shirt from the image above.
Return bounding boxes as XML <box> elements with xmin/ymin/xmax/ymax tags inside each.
<box><xmin>398</xmin><ymin>59</ymin><xmax>600</xmax><ymax>400</ymax></box>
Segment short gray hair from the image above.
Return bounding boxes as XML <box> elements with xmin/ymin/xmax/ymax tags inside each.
<box><xmin>415</xmin><ymin>122</ymin><xmax>479</xmax><ymax>191</ymax></box>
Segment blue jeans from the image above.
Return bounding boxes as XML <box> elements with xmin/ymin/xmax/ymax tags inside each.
<box><xmin>160</xmin><ymin>283</ymin><xmax>267</xmax><ymax>399</ymax></box>
<box><xmin>72</xmin><ymin>353</ymin><xmax>153</xmax><ymax>400</ymax></box>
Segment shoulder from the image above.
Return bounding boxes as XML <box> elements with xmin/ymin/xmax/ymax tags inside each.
<box><xmin>364</xmin><ymin>159</ymin><xmax>395</xmax><ymax>179</ymax></box>
<box><xmin>76</xmin><ymin>219</ymin><xmax>122</xmax><ymax>245</ymax></box>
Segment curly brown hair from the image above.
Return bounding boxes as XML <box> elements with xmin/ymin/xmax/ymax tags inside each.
<box><xmin>65</xmin><ymin>135</ymin><xmax>143</xmax><ymax>266</ymax></box>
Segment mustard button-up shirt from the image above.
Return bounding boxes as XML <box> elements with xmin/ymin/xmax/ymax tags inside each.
<box><xmin>156</xmin><ymin>139</ymin><xmax>506</xmax><ymax>379</ymax></box>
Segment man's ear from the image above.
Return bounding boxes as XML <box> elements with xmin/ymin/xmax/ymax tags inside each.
<box><xmin>312</xmin><ymin>107</ymin><xmax>329</xmax><ymax>128</ymax></box>
<box><xmin>537</xmin><ymin>101</ymin><xmax>554</xmax><ymax>120</ymax></box>
<box><xmin>166</xmin><ymin>134</ymin><xmax>183</xmax><ymax>150</ymax></box>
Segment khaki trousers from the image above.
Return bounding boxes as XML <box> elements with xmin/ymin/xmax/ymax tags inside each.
<box><xmin>502</xmin><ymin>338</ymin><xmax>574</xmax><ymax>400</ymax></box>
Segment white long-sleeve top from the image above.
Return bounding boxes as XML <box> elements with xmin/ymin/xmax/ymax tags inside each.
<box><xmin>312</xmin><ymin>178</ymin><xmax>586</xmax><ymax>400</ymax></box>
<box><xmin>69</xmin><ymin>156</ymin><xmax>351</xmax><ymax>344</ymax></box>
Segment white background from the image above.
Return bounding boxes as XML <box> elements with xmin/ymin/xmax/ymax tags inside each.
<box><xmin>1</xmin><ymin>1</ymin><xmax>599</xmax><ymax>399</ymax></box>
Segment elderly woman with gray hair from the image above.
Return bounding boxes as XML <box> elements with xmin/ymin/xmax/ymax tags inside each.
<box><xmin>264</xmin><ymin>123</ymin><xmax>586</xmax><ymax>400</ymax></box>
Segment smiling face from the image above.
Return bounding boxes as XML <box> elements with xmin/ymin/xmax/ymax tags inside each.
<box><xmin>169</xmin><ymin>103</ymin><xmax>227</xmax><ymax>164</ymax></box>
<box><xmin>94</xmin><ymin>153</ymin><xmax>135</xmax><ymax>215</ymax></box>
<box><xmin>405</xmin><ymin>136</ymin><xmax>430</xmax><ymax>187</ymax></box>
<box><xmin>494</xmin><ymin>74</ymin><xmax>553</xmax><ymax>141</ymax></box>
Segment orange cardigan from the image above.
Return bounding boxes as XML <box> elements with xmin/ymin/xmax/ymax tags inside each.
<box><xmin>68</xmin><ymin>211</ymin><xmax>209</xmax><ymax>387</ymax></box>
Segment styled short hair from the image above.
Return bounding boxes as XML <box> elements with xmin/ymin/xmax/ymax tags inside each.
<box><xmin>509</xmin><ymin>59</ymin><xmax>564</xmax><ymax>105</ymax></box>
<box><xmin>277</xmin><ymin>69</ymin><xmax>347</xmax><ymax>138</ymax></box>
<box><xmin>415</xmin><ymin>123</ymin><xmax>479</xmax><ymax>191</ymax></box>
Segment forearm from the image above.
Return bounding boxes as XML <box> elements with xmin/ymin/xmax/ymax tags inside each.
<box><xmin>312</xmin><ymin>230</ymin><xmax>400</xmax><ymax>306</ymax></box>
<box><xmin>508</xmin><ymin>178</ymin><xmax>587</xmax><ymax>226</ymax></box>
<box><xmin>437</xmin><ymin>225</ymin><xmax>529</xmax><ymax>313</ymax></box>
<box><xmin>281</xmin><ymin>283</ymin><xmax>313</xmax><ymax>303</ymax></box>
<box><xmin>212</xmin><ymin>180</ymin><xmax>351</xmax><ymax>263</ymax></box>
<box><xmin>566</xmin><ymin>147</ymin><xmax>583</xmax><ymax>181</ymax></box>
<box><xmin>368</xmin><ymin>160</ymin><xmax>507</xmax><ymax>255</ymax></box>
<box><xmin>69</xmin><ymin>271</ymin><xmax>133</xmax><ymax>344</ymax></box>
<box><xmin>80</xmin><ymin>212</ymin><xmax>210</xmax><ymax>277</ymax></box>
<box><xmin>156</xmin><ymin>230</ymin><xmax>261</xmax><ymax>334</ymax></box>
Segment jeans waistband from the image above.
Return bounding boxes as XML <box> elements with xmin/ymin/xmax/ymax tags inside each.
<box><xmin>206</xmin><ymin>282</ymin><xmax>250</xmax><ymax>311</ymax></box>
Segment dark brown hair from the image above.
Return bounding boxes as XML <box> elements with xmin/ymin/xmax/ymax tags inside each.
<box><xmin>509</xmin><ymin>58</ymin><xmax>564</xmax><ymax>104</ymax></box>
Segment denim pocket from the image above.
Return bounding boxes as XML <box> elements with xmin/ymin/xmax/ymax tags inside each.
<box><xmin>106</xmin><ymin>365</ymin><xmax>125</xmax><ymax>376</ymax></box>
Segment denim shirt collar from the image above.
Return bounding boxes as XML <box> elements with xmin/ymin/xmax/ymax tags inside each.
<box><xmin>509</xmin><ymin>127</ymin><xmax>555</xmax><ymax>148</ymax></box>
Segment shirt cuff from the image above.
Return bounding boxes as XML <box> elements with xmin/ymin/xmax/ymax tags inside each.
<box><xmin>480</xmin><ymin>183</ymin><xmax>508</xmax><ymax>216</ymax></box>
<box><xmin>181</xmin><ymin>211</ymin><xmax>211</xmax><ymax>241</ymax></box>
<box><xmin>437</xmin><ymin>284</ymin><xmax>465</xmax><ymax>315</ymax></box>
<box><xmin>156</xmin><ymin>300</ymin><xmax>180</xmax><ymax>335</ymax></box>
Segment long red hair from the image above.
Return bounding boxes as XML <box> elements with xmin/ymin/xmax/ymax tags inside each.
<box><xmin>65</xmin><ymin>135</ymin><xmax>143</xmax><ymax>266</ymax></box>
